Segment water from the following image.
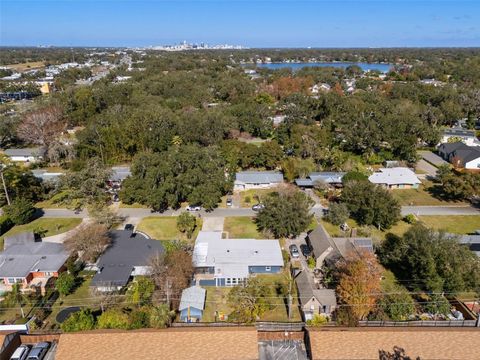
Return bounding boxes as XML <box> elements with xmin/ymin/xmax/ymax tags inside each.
<box><xmin>252</xmin><ymin>62</ymin><xmax>393</xmax><ymax>73</ymax></box>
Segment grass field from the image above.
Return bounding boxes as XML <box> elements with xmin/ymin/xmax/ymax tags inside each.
<box><xmin>202</xmin><ymin>286</ymin><xmax>233</xmax><ymax>322</ymax></box>
<box><xmin>224</xmin><ymin>217</ymin><xmax>263</xmax><ymax>239</ymax></box>
<box><xmin>418</xmin><ymin>216</ymin><xmax>480</xmax><ymax>234</ymax></box>
<box><xmin>6</xmin><ymin>61</ymin><xmax>45</xmax><ymax>72</ymax></box>
<box><xmin>391</xmin><ymin>181</ymin><xmax>466</xmax><ymax>206</ymax></box>
<box><xmin>119</xmin><ymin>202</ymin><xmax>150</xmax><ymax>209</ymax></box>
<box><xmin>239</xmin><ymin>189</ymin><xmax>275</xmax><ymax>207</ymax></box>
<box><xmin>1</xmin><ymin>218</ymin><xmax>82</xmax><ymax>249</ymax></box>
<box><xmin>36</xmin><ymin>191</ymin><xmax>70</xmax><ymax>209</ymax></box>
<box><xmin>136</xmin><ymin>216</ymin><xmax>202</xmax><ymax>241</ymax></box>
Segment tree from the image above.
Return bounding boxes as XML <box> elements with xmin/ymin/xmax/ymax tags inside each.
<box><xmin>62</xmin><ymin>157</ymin><xmax>112</xmax><ymax>209</ymax></box>
<box><xmin>64</xmin><ymin>222</ymin><xmax>110</xmax><ymax>262</ymax></box>
<box><xmin>378</xmin><ymin>224</ymin><xmax>480</xmax><ymax>292</ymax></box>
<box><xmin>255</xmin><ymin>189</ymin><xmax>314</xmax><ymax>238</ymax></box>
<box><xmin>336</xmin><ymin>252</ymin><xmax>382</xmax><ymax>322</ymax></box>
<box><xmin>342</xmin><ymin>171</ymin><xmax>368</xmax><ymax>185</ymax></box>
<box><xmin>228</xmin><ymin>278</ymin><xmax>273</xmax><ymax>323</ymax></box>
<box><xmin>325</xmin><ymin>203</ymin><xmax>350</xmax><ymax>226</ymax></box>
<box><xmin>16</xmin><ymin>105</ymin><xmax>65</xmax><ymax>147</ymax></box>
<box><xmin>176</xmin><ymin>212</ymin><xmax>197</xmax><ymax>238</ymax></box>
<box><xmin>55</xmin><ymin>272</ymin><xmax>75</xmax><ymax>296</ymax></box>
<box><xmin>3</xmin><ymin>198</ymin><xmax>35</xmax><ymax>225</ymax></box>
<box><xmin>126</xmin><ymin>277</ymin><xmax>155</xmax><ymax>306</ymax></box>
<box><xmin>341</xmin><ymin>181</ymin><xmax>401</xmax><ymax>229</ymax></box>
<box><xmin>61</xmin><ymin>309</ymin><xmax>95</xmax><ymax>332</ymax></box>
<box><xmin>88</xmin><ymin>203</ymin><xmax>121</xmax><ymax>228</ymax></box>
<box><xmin>97</xmin><ymin>308</ymin><xmax>130</xmax><ymax>329</ymax></box>
<box><xmin>148</xmin><ymin>304</ymin><xmax>176</xmax><ymax>328</ymax></box>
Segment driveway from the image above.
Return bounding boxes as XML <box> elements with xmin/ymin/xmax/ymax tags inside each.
<box><xmin>416</xmin><ymin>159</ymin><xmax>438</xmax><ymax>178</ymax></box>
<box><xmin>201</xmin><ymin>217</ymin><xmax>224</xmax><ymax>231</ymax></box>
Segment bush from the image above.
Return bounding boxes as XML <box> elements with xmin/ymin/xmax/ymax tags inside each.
<box><xmin>61</xmin><ymin>309</ymin><xmax>95</xmax><ymax>332</ymax></box>
<box><xmin>306</xmin><ymin>313</ymin><xmax>329</xmax><ymax>326</ymax></box>
<box><xmin>0</xmin><ymin>215</ymin><xmax>13</xmax><ymax>235</ymax></box>
<box><xmin>3</xmin><ymin>198</ymin><xmax>36</xmax><ymax>225</ymax></box>
<box><xmin>244</xmin><ymin>196</ymin><xmax>251</xmax><ymax>204</ymax></box>
<box><xmin>55</xmin><ymin>272</ymin><xmax>75</xmax><ymax>296</ymax></box>
<box><xmin>325</xmin><ymin>203</ymin><xmax>349</xmax><ymax>226</ymax></box>
<box><xmin>307</xmin><ymin>257</ymin><xmax>316</xmax><ymax>269</ymax></box>
<box><xmin>403</xmin><ymin>214</ymin><xmax>417</xmax><ymax>224</ymax></box>
<box><xmin>97</xmin><ymin>308</ymin><xmax>130</xmax><ymax>329</ymax></box>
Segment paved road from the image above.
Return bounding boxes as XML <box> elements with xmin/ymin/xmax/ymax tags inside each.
<box><xmin>41</xmin><ymin>205</ymin><xmax>480</xmax><ymax>220</ymax></box>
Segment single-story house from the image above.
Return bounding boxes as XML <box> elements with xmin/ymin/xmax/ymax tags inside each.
<box><xmin>368</xmin><ymin>167</ymin><xmax>421</xmax><ymax>189</ymax></box>
<box><xmin>441</xmin><ymin>128</ymin><xmax>479</xmax><ymax>146</ymax></box>
<box><xmin>3</xmin><ymin>147</ymin><xmax>46</xmax><ymax>163</ymax></box>
<box><xmin>0</xmin><ymin>232</ymin><xmax>69</xmax><ymax>294</ymax></box>
<box><xmin>457</xmin><ymin>235</ymin><xmax>480</xmax><ymax>257</ymax></box>
<box><xmin>90</xmin><ymin>230</ymin><xmax>163</xmax><ymax>292</ymax></box>
<box><xmin>179</xmin><ymin>286</ymin><xmax>206</xmax><ymax>322</ymax></box>
<box><xmin>108</xmin><ymin>166</ymin><xmax>131</xmax><ymax>187</ymax></box>
<box><xmin>438</xmin><ymin>142</ymin><xmax>480</xmax><ymax>170</ymax></box>
<box><xmin>295</xmin><ymin>270</ymin><xmax>336</xmax><ymax>321</ymax></box>
<box><xmin>192</xmin><ymin>231</ymin><xmax>283</xmax><ymax>287</ymax></box>
<box><xmin>233</xmin><ymin>171</ymin><xmax>283</xmax><ymax>191</ymax></box>
<box><xmin>295</xmin><ymin>172</ymin><xmax>346</xmax><ymax>188</ymax></box>
<box><xmin>307</xmin><ymin>225</ymin><xmax>373</xmax><ymax>268</ymax></box>
<box><xmin>31</xmin><ymin>169</ymin><xmax>64</xmax><ymax>184</ymax></box>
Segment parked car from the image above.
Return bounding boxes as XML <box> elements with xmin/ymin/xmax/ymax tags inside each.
<box><xmin>300</xmin><ymin>244</ymin><xmax>312</xmax><ymax>257</ymax></box>
<box><xmin>186</xmin><ymin>205</ymin><xmax>201</xmax><ymax>211</ymax></box>
<box><xmin>10</xmin><ymin>345</ymin><xmax>30</xmax><ymax>360</ymax></box>
<box><xmin>289</xmin><ymin>244</ymin><xmax>300</xmax><ymax>258</ymax></box>
<box><xmin>252</xmin><ymin>203</ymin><xmax>265</xmax><ymax>211</ymax></box>
<box><xmin>226</xmin><ymin>197</ymin><xmax>233</xmax><ymax>207</ymax></box>
<box><xmin>27</xmin><ymin>342</ymin><xmax>49</xmax><ymax>360</ymax></box>
<box><xmin>113</xmin><ymin>194</ymin><xmax>119</xmax><ymax>202</ymax></box>
<box><xmin>124</xmin><ymin>224</ymin><xmax>134</xmax><ymax>231</ymax></box>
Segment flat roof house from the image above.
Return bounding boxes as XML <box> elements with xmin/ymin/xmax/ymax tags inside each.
<box><xmin>192</xmin><ymin>231</ymin><xmax>284</xmax><ymax>287</ymax></box>
<box><xmin>295</xmin><ymin>270</ymin><xmax>336</xmax><ymax>321</ymax></box>
<box><xmin>368</xmin><ymin>167</ymin><xmax>421</xmax><ymax>189</ymax></box>
<box><xmin>307</xmin><ymin>224</ymin><xmax>373</xmax><ymax>269</ymax></box>
<box><xmin>90</xmin><ymin>230</ymin><xmax>163</xmax><ymax>292</ymax></box>
<box><xmin>438</xmin><ymin>142</ymin><xmax>480</xmax><ymax>170</ymax></box>
<box><xmin>0</xmin><ymin>232</ymin><xmax>69</xmax><ymax>294</ymax></box>
<box><xmin>179</xmin><ymin>286</ymin><xmax>206</xmax><ymax>322</ymax></box>
<box><xmin>295</xmin><ymin>172</ymin><xmax>346</xmax><ymax>188</ymax></box>
<box><xmin>233</xmin><ymin>171</ymin><xmax>283</xmax><ymax>191</ymax></box>
<box><xmin>441</xmin><ymin>128</ymin><xmax>479</xmax><ymax>147</ymax></box>
<box><xmin>3</xmin><ymin>147</ymin><xmax>46</xmax><ymax>163</ymax></box>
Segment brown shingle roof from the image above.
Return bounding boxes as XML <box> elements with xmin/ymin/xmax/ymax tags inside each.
<box><xmin>309</xmin><ymin>328</ymin><xmax>480</xmax><ymax>360</ymax></box>
<box><xmin>56</xmin><ymin>328</ymin><xmax>259</xmax><ymax>360</ymax></box>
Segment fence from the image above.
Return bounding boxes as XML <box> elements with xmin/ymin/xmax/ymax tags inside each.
<box><xmin>358</xmin><ymin>319</ymin><xmax>478</xmax><ymax>327</ymax></box>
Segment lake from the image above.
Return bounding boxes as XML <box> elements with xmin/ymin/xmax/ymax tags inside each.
<box><xmin>252</xmin><ymin>62</ymin><xmax>393</xmax><ymax>73</ymax></box>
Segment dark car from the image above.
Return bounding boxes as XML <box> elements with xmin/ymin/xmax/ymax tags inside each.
<box><xmin>27</xmin><ymin>342</ymin><xmax>49</xmax><ymax>360</ymax></box>
<box><xmin>124</xmin><ymin>224</ymin><xmax>134</xmax><ymax>231</ymax></box>
<box><xmin>300</xmin><ymin>244</ymin><xmax>312</xmax><ymax>257</ymax></box>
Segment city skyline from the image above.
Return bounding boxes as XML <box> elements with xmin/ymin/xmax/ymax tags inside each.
<box><xmin>1</xmin><ymin>0</ymin><xmax>480</xmax><ymax>48</ymax></box>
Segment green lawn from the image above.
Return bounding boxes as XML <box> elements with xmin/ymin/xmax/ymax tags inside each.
<box><xmin>202</xmin><ymin>286</ymin><xmax>233</xmax><ymax>322</ymax></box>
<box><xmin>224</xmin><ymin>217</ymin><xmax>263</xmax><ymax>239</ymax></box>
<box><xmin>36</xmin><ymin>190</ymin><xmax>70</xmax><ymax>209</ymax></box>
<box><xmin>418</xmin><ymin>216</ymin><xmax>480</xmax><ymax>234</ymax></box>
<box><xmin>119</xmin><ymin>202</ymin><xmax>150</xmax><ymax>209</ymax></box>
<box><xmin>136</xmin><ymin>216</ymin><xmax>202</xmax><ymax>241</ymax></box>
<box><xmin>1</xmin><ymin>218</ymin><xmax>82</xmax><ymax>249</ymax></box>
<box><xmin>239</xmin><ymin>189</ymin><xmax>275</xmax><ymax>207</ymax></box>
<box><xmin>391</xmin><ymin>181</ymin><xmax>466</xmax><ymax>206</ymax></box>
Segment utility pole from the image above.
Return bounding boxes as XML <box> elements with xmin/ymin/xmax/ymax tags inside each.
<box><xmin>0</xmin><ymin>165</ymin><xmax>10</xmax><ymax>205</ymax></box>
<box><xmin>165</xmin><ymin>278</ymin><xmax>170</xmax><ymax>306</ymax></box>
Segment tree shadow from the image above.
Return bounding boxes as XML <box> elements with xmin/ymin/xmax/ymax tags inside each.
<box><xmin>379</xmin><ymin>346</ymin><xmax>421</xmax><ymax>360</ymax></box>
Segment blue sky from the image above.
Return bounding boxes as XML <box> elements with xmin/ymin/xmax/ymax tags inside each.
<box><xmin>1</xmin><ymin>1</ymin><xmax>479</xmax><ymax>47</ymax></box>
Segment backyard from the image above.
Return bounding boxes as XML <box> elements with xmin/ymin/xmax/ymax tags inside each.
<box><xmin>0</xmin><ymin>218</ymin><xmax>82</xmax><ymax>249</ymax></box>
<box><xmin>136</xmin><ymin>216</ymin><xmax>202</xmax><ymax>241</ymax></box>
<box><xmin>391</xmin><ymin>181</ymin><xmax>467</xmax><ymax>206</ymax></box>
<box><xmin>223</xmin><ymin>217</ymin><xmax>263</xmax><ymax>239</ymax></box>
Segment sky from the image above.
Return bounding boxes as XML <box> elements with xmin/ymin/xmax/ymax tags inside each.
<box><xmin>1</xmin><ymin>0</ymin><xmax>479</xmax><ymax>48</ymax></box>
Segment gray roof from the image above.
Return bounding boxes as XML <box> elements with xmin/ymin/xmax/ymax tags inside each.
<box><xmin>235</xmin><ymin>171</ymin><xmax>283</xmax><ymax>184</ymax></box>
<box><xmin>4</xmin><ymin>231</ymin><xmax>35</xmax><ymax>249</ymax></box>
<box><xmin>443</xmin><ymin>128</ymin><xmax>476</xmax><ymax>138</ymax></box>
<box><xmin>4</xmin><ymin>147</ymin><xmax>46</xmax><ymax>157</ymax></box>
<box><xmin>453</xmin><ymin>147</ymin><xmax>480</xmax><ymax>164</ymax></box>
<box><xmin>295</xmin><ymin>172</ymin><xmax>345</xmax><ymax>187</ymax></box>
<box><xmin>31</xmin><ymin>169</ymin><xmax>64</xmax><ymax>183</ymax></box>
<box><xmin>179</xmin><ymin>286</ymin><xmax>206</xmax><ymax>311</ymax></box>
<box><xmin>458</xmin><ymin>235</ymin><xmax>480</xmax><ymax>257</ymax></box>
<box><xmin>110</xmin><ymin>166</ymin><xmax>131</xmax><ymax>182</ymax></box>
<box><xmin>368</xmin><ymin>167</ymin><xmax>421</xmax><ymax>186</ymax></box>
<box><xmin>438</xmin><ymin>142</ymin><xmax>469</xmax><ymax>155</ymax></box>
<box><xmin>0</xmin><ymin>240</ymin><xmax>68</xmax><ymax>278</ymax></box>
<box><xmin>91</xmin><ymin>230</ymin><xmax>163</xmax><ymax>288</ymax></box>
<box><xmin>307</xmin><ymin>225</ymin><xmax>333</xmax><ymax>259</ymax></box>
<box><xmin>295</xmin><ymin>271</ymin><xmax>337</xmax><ymax>307</ymax></box>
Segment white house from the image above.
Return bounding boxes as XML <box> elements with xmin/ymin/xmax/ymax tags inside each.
<box><xmin>192</xmin><ymin>231</ymin><xmax>284</xmax><ymax>287</ymax></box>
<box><xmin>233</xmin><ymin>171</ymin><xmax>284</xmax><ymax>190</ymax></box>
<box><xmin>368</xmin><ymin>167</ymin><xmax>421</xmax><ymax>189</ymax></box>
<box><xmin>3</xmin><ymin>147</ymin><xmax>46</xmax><ymax>163</ymax></box>
<box><xmin>441</xmin><ymin>128</ymin><xmax>479</xmax><ymax>147</ymax></box>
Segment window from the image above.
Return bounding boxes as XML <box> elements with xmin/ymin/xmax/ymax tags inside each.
<box><xmin>265</xmin><ymin>266</ymin><xmax>271</xmax><ymax>272</ymax></box>
<box><xmin>226</xmin><ymin>278</ymin><xmax>232</xmax><ymax>285</ymax></box>
<box><xmin>7</xmin><ymin>278</ymin><xmax>22</xmax><ymax>284</ymax></box>
<box><xmin>44</xmin><ymin>272</ymin><xmax>53</xmax><ymax>277</ymax></box>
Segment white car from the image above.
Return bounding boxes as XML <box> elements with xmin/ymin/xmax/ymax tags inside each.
<box><xmin>186</xmin><ymin>205</ymin><xmax>201</xmax><ymax>211</ymax></box>
<box><xmin>10</xmin><ymin>345</ymin><xmax>30</xmax><ymax>360</ymax></box>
